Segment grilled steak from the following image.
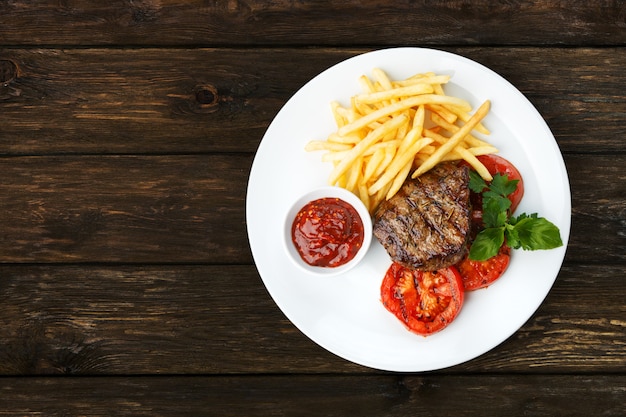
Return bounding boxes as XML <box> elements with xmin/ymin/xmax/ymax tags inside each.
<box><xmin>373</xmin><ymin>162</ymin><xmax>471</xmax><ymax>271</ymax></box>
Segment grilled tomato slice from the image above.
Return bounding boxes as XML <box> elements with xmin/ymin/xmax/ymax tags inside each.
<box><xmin>457</xmin><ymin>244</ymin><xmax>511</xmax><ymax>290</ymax></box>
<box><xmin>470</xmin><ymin>154</ymin><xmax>525</xmax><ymax>218</ymax></box>
<box><xmin>381</xmin><ymin>263</ymin><xmax>465</xmax><ymax>336</ymax></box>
<box><xmin>460</xmin><ymin>154</ymin><xmax>522</xmax><ymax>289</ymax></box>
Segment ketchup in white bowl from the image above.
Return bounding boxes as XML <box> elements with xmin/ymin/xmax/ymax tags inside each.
<box><xmin>284</xmin><ymin>186</ymin><xmax>372</xmax><ymax>276</ymax></box>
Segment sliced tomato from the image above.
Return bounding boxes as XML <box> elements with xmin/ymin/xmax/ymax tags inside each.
<box><xmin>381</xmin><ymin>263</ymin><xmax>464</xmax><ymax>336</ymax></box>
<box><xmin>463</xmin><ymin>154</ymin><xmax>525</xmax><ymax>236</ymax></box>
<box><xmin>476</xmin><ymin>154</ymin><xmax>524</xmax><ymax>214</ymax></box>
<box><xmin>459</xmin><ymin>155</ymin><xmax>521</xmax><ymax>289</ymax></box>
<box><xmin>457</xmin><ymin>244</ymin><xmax>511</xmax><ymax>290</ymax></box>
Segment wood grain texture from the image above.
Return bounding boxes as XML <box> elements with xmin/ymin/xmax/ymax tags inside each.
<box><xmin>0</xmin><ymin>263</ymin><xmax>624</xmax><ymax>375</ymax></box>
<box><xmin>0</xmin><ymin>1</ymin><xmax>625</xmax><ymax>414</ymax></box>
<box><xmin>0</xmin><ymin>375</ymin><xmax>624</xmax><ymax>416</ymax></box>
<box><xmin>565</xmin><ymin>155</ymin><xmax>626</xmax><ymax>264</ymax></box>
<box><xmin>1</xmin><ymin>47</ymin><xmax>625</xmax><ymax>155</ymax></box>
<box><xmin>0</xmin><ymin>1</ymin><xmax>625</xmax><ymax>47</ymax></box>
<box><xmin>0</xmin><ymin>155</ymin><xmax>253</xmax><ymax>263</ymax></box>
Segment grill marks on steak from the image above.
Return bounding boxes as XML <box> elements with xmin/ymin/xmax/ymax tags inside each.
<box><xmin>373</xmin><ymin>162</ymin><xmax>471</xmax><ymax>271</ymax></box>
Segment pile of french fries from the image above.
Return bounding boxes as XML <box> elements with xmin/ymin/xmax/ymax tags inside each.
<box><xmin>305</xmin><ymin>68</ymin><xmax>498</xmax><ymax>213</ymax></box>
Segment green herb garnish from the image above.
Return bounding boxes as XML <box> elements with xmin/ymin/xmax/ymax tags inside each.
<box><xmin>468</xmin><ymin>171</ymin><xmax>563</xmax><ymax>261</ymax></box>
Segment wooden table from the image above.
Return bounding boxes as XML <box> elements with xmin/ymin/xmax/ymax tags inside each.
<box><xmin>1</xmin><ymin>2</ymin><xmax>624</xmax><ymax>415</ymax></box>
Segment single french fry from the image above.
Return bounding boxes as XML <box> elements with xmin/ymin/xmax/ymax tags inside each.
<box><xmin>406</xmin><ymin>71</ymin><xmax>436</xmax><ymax>80</ymax></box>
<box><xmin>321</xmin><ymin>151</ymin><xmax>348</xmax><ymax>163</ymax></box>
<box><xmin>394</xmin><ymin>74</ymin><xmax>450</xmax><ymax>87</ymax></box>
<box><xmin>330</xmin><ymin>101</ymin><xmax>346</xmax><ymax>128</ymax></box>
<box><xmin>412</xmin><ymin>100</ymin><xmax>491</xmax><ymax>178</ymax></box>
<box><xmin>410</xmin><ymin>105</ymin><xmax>426</xmax><ymax>137</ymax></box>
<box><xmin>467</xmin><ymin>145</ymin><xmax>499</xmax><ymax>156</ymax></box>
<box><xmin>304</xmin><ymin>140</ymin><xmax>353</xmax><ymax>152</ymax></box>
<box><xmin>358</xmin><ymin>182</ymin><xmax>370</xmax><ymax>213</ymax></box>
<box><xmin>327</xmin><ymin>132</ymin><xmax>361</xmax><ymax>144</ymax></box>
<box><xmin>355</xmin><ymin>83</ymin><xmax>434</xmax><ymax>104</ymax></box>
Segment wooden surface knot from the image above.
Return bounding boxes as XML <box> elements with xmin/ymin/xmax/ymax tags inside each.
<box><xmin>195</xmin><ymin>84</ymin><xmax>219</xmax><ymax>108</ymax></box>
<box><xmin>0</xmin><ymin>59</ymin><xmax>20</xmax><ymax>100</ymax></box>
<box><xmin>0</xmin><ymin>59</ymin><xmax>17</xmax><ymax>83</ymax></box>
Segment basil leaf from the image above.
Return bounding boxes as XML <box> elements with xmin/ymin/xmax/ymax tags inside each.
<box><xmin>469</xmin><ymin>227</ymin><xmax>505</xmax><ymax>261</ymax></box>
<box><xmin>482</xmin><ymin>193</ymin><xmax>511</xmax><ymax>228</ymax></box>
<box><xmin>479</xmin><ymin>173</ymin><xmax>516</xmax><ymax>228</ymax></box>
<box><xmin>469</xmin><ymin>170</ymin><xmax>487</xmax><ymax>193</ymax></box>
<box><xmin>505</xmin><ymin>222</ymin><xmax>521</xmax><ymax>249</ymax></box>
<box><xmin>506</xmin><ymin>212</ymin><xmax>532</xmax><ymax>248</ymax></box>
<box><xmin>509</xmin><ymin>215</ymin><xmax>563</xmax><ymax>250</ymax></box>
<box><xmin>509</xmin><ymin>212</ymin><xmax>536</xmax><ymax>225</ymax></box>
<box><xmin>490</xmin><ymin>173</ymin><xmax>519</xmax><ymax>198</ymax></box>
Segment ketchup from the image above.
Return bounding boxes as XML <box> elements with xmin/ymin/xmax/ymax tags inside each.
<box><xmin>291</xmin><ymin>197</ymin><xmax>365</xmax><ymax>268</ymax></box>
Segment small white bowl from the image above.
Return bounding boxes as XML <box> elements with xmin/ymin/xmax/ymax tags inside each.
<box><xmin>283</xmin><ymin>186</ymin><xmax>373</xmax><ymax>276</ymax></box>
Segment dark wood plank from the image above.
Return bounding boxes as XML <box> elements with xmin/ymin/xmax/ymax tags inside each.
<box><xmin>0</xmin><ymin>375</ymin><xmax>624</xmax><ymax>416</ymax></box>
<box><xmin>0</xmin><ymin>48</ymin><xmax>308</xmax><ymax>155</ymax></box>
<box><xmin>1</xmin><ymin>47</ymin><xmax>625</xmax><ymax>155</ymax></box>
<box><xmin>0</xmin><ymin>153</ymin><xmax>622</xmax><ymax>264</ymax></box>
<box><xmin>0</xmin><ymin>264</ymin><xmax>363</xmax><ymax>375</ymax></box>
<box><xmin>0</xmin><ymin>155</ymin><xmax>254</xmax><ymax>263</ymax></box>
<box><xmin>0</xmin><ymin>263</ymin><xmax>623</xmax><ymax>375</ymax></box>
<box><xmin>0</xmin><ymin>1</ymin><xmax>625</xmax><ymax>47</ymax></box>
<box><xmin>565</xmin><ymin>154</ymin><xmax>626</xmax><ymax>264</ymax></box>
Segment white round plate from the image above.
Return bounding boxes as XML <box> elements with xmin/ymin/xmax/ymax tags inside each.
<box><xmin>246</xmin><ymin>47</ymin><xmax>571</xmax><ymax>372</ymax></box>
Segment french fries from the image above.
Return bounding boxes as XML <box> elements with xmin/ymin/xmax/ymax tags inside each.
<box><xmin>306</xmin><ymin>68</ymin><xmax>498</xmax><ymax>213</ymax></box>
